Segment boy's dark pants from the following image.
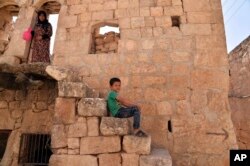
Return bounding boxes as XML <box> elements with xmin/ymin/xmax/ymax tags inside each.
<box><xmin>115</xmin><ymin>106</ymin><xmax>141</xmax><ymax>129</ymax></box>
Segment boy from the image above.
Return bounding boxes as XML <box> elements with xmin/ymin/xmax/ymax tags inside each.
<box><xmin>107</xmin><ymin>77</ymin><xmax>147</xmax><ymax>137</ymax></box>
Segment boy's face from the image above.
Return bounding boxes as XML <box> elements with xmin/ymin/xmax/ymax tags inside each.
<box><xmin>110</xmin><ymin>81</ymin><xmax>121</xmax><ymax>92</ymax></box>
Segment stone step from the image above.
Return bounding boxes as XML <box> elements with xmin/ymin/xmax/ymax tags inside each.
<box><xmin>140</xmin><ymin>148</ymin><xmax>172</xmax><ymax>166</ymax></box>
<box><xmin>123</xmin><ymin>135</ymin><xmax>151</xmax><ymax>155</ymax></box>
<box><xmin>100</xmin><ymin>117</ymin><xmax>132</xmax><ymax>136</ymax></box>
<box><xmin>58</xmin><ymin>81</ymin><xmax>87</xmax><ymax>98</ymax></box>
<box><xmin>78</xmin><ymin>98</ymin><xmax>107</xmax><ymax>117</ymax></box>
<box><xmin>58</xmin><ymin>81</ymin><xmax>100</xmax><ymax>98</ymax></box>
<box><xmin>46</xmin><ymin>65</ymin><xmax>101</xmax><ymax>98</ymax></box>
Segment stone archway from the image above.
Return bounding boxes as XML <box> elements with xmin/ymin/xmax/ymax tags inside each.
<box><xmin>32</xmin><ymin>0</ymin><xmax>64</xmax><ymax>9</ymax></box>
<box><xmin>0</xmin><ymin>0</ymin><xmax>17</xmax><ymax>8</ymax></box>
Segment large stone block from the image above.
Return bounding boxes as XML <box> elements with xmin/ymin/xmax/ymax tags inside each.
<box><xmin>100</xmin><ymin>117</ymin><xmax>130</xmax><ymax>136</ymax></box>
<box><xmin>187</xmin><ymin>12</ymin><xmax>212</xmax><ymax>24</ymax></box>
<box><xmin>51</xmin><ymin>125</ymin><xmax>67</xmax><ymax>148</ymax></box>
<box><xmin>0</xmin><ymin>56</ymin><xmax>20</xmax><ymax>65</ymax></box>
<box><xmin>123</xmin><ymin>136</ymin><xmax>151</xmax><ymax>154</ymax></box>
<box><xmin>121</xmin><ymin>153</ymin><xmax>139</xmax><ymax>166</ymax></box>
<box><xmin>49</xmin><ymin>155</ymin><xmax>98</xmax><ymax>166</ymax></box>
<box><xmin>98</xmin><ymin>153</ymin><xmax>121</xmax><ymax>166</ymax></box>
<box><xmin>67</xmin><ymin>138</ymin><xmax>80</xmax><ymax>149</ymax></box>
<box><xmin>0</xmin><ymin>109</ymin><xmax>15</xmax><ymax>129</ymax></box>
<box><xmin>46</xmin><ymin>65</ymin><xmax>81</xmax><ymax>82</ymax></box>
<box><xmin>181</xmin><ymin>24</ymin><xmax>212</xmax><ymax>35</ymax></box>
<box><xmin>78</xmin><ymin>98</ymin><xmax>107</xmax><ymax>117</ymax></box>
<box><xmin>191</xmin><ymin>69</ymin><xmax>228</xmax><ymax>90</ymax></box>
<box><xmin>54</xmin><ymin>98</ymin><xmax>76</xmax><ymax>124</ymax></box>
<box><xmin>92</xmin><ymin>11</ymin><xmax>114</xmax><ymax>20</ymax></box>
<box><xmin>140</xmin><ymin>148</ymin><xmax>172</xmax><ymax>166</ymax></box>
<box><xmin>150</xmin><ymin>7</ymin><xmax>163</xmax><ymax>16</ymax></box>
<box><xmin>58</xmin><ymin>15</ymin><xmax>77</xmax><ymax>28</ymax></box>
<box><xmin>58</xmin><ymin>81</ymin><xmax>86</xmax><ymax>98</ymax></box>
<box><xmin>0</xmin><ymin>101</ymin><xmax>8</xmax><ymax>109</ymax></box>
<box><xmin>80</xmin><ymin>136</ymin><xmax>121</xmax><ymax>154</ymax></box>
<box><xmin>157</xmin><ymin>0</ymin><xmax>172</xmax><ymax>6</ymax></box>
<box><xmin>87</xmin><ymin>117</ymin><xmax>100</xmax><ymax>136</ymax></box>
<box><xmin>183</xmin><ymin>0</ymin><xmax>211</xmax><ymax>12</ymax></box>
<box><xmin>119</xmin><ymin>18</ymin><xmax>131</xmax><ymax>29</ymax></box>
<box><xmin>131</xmin><ymin>17</ymin><xmax>145</xmax><ymax>28</ymax></box>
<box><xmin>67</xmin><ymin>118</ymin><xmax>87</xmax><ymax>137</ymax></box>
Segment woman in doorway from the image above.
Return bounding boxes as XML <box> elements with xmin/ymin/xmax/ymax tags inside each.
<box><xmin>31</xmin><ymin>11</ymin><xmax>52</xmax><ymax>63</ymax></box>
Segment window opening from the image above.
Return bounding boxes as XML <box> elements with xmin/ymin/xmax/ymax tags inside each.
<box><xmin>48</xmin><ymin>14</ymin><xmax>58</xmax><ymax>55</ymax></box>
<box><xmin>168</xmin><ymin>120</ymin><xmax>172</xmax><ymax>133</ymax></box>
<box><xmin>171</xmin><ymin>16</ymin><xmax>180</xmax><ymax>28</ymax></box>
<box><xmin>40</xmin><ymin>1</ymin><xmax>60</xmax><ymax>55</ymax></box>
<box><xmin>18</xmin><ymin>133</ymin><xmax>52</xmax><ymax>165</ymax></box>
<box><xmin>12</xmin><ymin>16</ymin><xmax>17</xmax><ymax>23</ymax></box>
<box><xmin>90</xmin><ymin>24</ymin><xmax>120</xmax><ymax>54</ymax></box>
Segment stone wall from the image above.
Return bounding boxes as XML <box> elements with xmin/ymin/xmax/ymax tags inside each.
<box><xmin>229</xmin><ymin>36</ymin><xmax>250</xmax><ymax>149</ymax></box>
<box><xmin>0</xmin><ymin>6</ymin><xmax>16</xmax><ymax>56</ymax></box>
<box><xmin>50</xmin><ymin>79</ymin><xmax>172</xmax><ymax>166</ymax></box>
<box><xmin>0</xmin><ymin>79</ymin><xmax>57</xmax><ymax>166</ymax></box>
<box><xmin>0</xmin><ymin>0</ymin><xmax>238</xmax><ymax>165</ymax></box>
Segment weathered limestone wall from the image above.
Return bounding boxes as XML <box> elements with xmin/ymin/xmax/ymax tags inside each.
<box><xmin>0</xmin><ymin>0</ymin><xmax>238</xmax><ymax>165</ymax></box>
<box><xmin>49</xmin><ymin>0</ymin><xmax>238</xmax><ymax>165</ymax></box>
<box><xmin>49</xmin><ymin>79</ymin><xmax>172</xmax><ymax>166</ymax></box>
<box><xmin>229</xmin><ymin>36</ymin><xmax>250</xmax><ymax>149</ymax></box>
<box><xmin>0</xmin><ymin>80</ymin><xmax>57</xmax><ymax>166</ymax></box>
<box><xmin>0</xmin><ymin>7</ymin><xmax>15</xmax><ymax>56</ymax></box>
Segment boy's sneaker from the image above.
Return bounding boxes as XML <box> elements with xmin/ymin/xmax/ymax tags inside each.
<box><xmin>135</xmin><ymin>130</ymin><xmax>148</xmax><ymax>137</ymax></box>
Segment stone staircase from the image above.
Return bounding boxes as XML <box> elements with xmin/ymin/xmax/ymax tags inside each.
<box><xmin>47</xmin><ymin>66</ymin><xmax>172</xmax><ymax>166</ymax></box>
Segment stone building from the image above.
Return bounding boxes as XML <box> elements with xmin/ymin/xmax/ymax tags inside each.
<box><xmin>0</xmin><ymin>0</ymin><xmax>238</xmax><ymax>166</ymax></box>
<box><xmin>229</xmin><ymin>35</ymin><xmax>250</xmax><ymax>149</ymax></box>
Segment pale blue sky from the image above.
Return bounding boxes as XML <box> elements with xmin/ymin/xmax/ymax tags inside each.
<box><xmin>221</xmin><ymin>0</ymin><xmax>250</xmax><ymax>52</ymax></box>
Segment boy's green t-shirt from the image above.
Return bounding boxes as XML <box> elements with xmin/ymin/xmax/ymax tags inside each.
<box><xmin>107</xmin><ymin>91</ymin><xmax>121</xmax><ymax>116</ymax></box>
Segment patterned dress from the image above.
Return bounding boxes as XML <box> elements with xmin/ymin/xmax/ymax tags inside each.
<box><xmin>31</xmin><ymin>22</ymin><xmax>52</xmax><ymax>63</ymax></box>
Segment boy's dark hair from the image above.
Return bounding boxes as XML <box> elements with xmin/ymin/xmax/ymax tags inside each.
<box><xmin>109</xmin><ymin>77</ymin><xmax>121</xmax><ymax>86</ymax></box>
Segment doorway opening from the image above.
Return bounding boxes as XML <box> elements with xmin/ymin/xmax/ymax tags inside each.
<box><xmin>18</xmin><ymin>133</ymin><xmax>52</xmax><ymax>165</ymax></box>
<box><xmin>0</xmin><ymin>130</ymin><xmax>12</xmax><ymax>162</ymax></box>
<box><xmin>40</xmin><ymin>1</ymin><xmax>60</xmax><ymax>55</ymax></box>
<box><xmin>29</xmin><ymin>1</ymin><xmax>60</xmax><ymax>63</ymax></box>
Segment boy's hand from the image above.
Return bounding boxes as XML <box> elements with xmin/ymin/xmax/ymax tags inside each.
<box><xmin>136</xmin><ymin>104</ymin><xmax>141</xmax><ymax>110</ymax></box>
<box><xmin>117</xmin><ymin>95</ymin><xmax>141</xmax><ymax>109</ymax></box>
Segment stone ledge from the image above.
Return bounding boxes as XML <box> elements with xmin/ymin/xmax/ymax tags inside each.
<box><xmin>0</xmin><ymin>63</ymin><xmax>55</xmax><ymax>90</ymax></box>
<box><xmin>80</xmin><ymin>136</ymin><xmax>121</xmax><ymax>155</ymax></box>
<box><xmin>100</xmin><ymin>117</ymin><xmax>131</xmax><ymax>136</ymax></box>
<box><xmin>58</xmin><ymin>81</ymin><xmax>87</xmax><ymax>98</ymax></box>
<box><xmin>140</xmin><ymin>148</ymin><xmax>172</xmax><ymax>166</ymax></box>
<box><xmin>0</xmin><ymin>63</ymin><xmax>50</xmax><ymax>77</ymax></box>
<box><xmin>49</xmin><ymin>154</ymin><xmax>98</xmax><ymax>166</ymax></box>
<box><xmin>123</xmin><ymin>135</ymin><xmax>151</xmax><ymax>155</ymax></box>
<box><xmin>78</xmin><ymin>98</ymin><xmax>107</xmax><ymax>117</ymax></box>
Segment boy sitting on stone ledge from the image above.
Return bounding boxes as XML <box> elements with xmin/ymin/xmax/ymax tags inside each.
<box><xmin>107</xmin><ymin>77</ymin><xmax>147</xmax><ymax>137</ymax></box>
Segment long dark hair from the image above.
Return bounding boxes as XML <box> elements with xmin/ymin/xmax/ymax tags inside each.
<box><xmin>36</xmin><ymin>10</ymin><xmax>50</xmax><ymax>31</ymax></box>
<box><xmin>37</xmin><ymin>11</ymin><xmax>48</xmax><ymax>24</ymax></box>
